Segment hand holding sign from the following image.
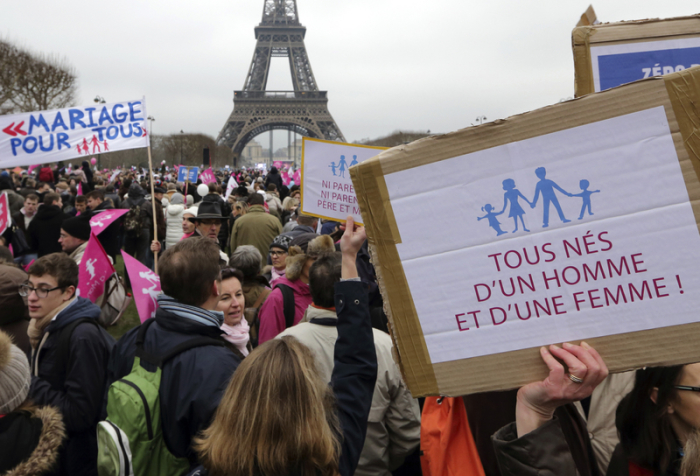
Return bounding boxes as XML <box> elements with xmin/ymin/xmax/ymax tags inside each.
<box><xmin>515</xmin><ymin>342</ymin><xmax>608</xmax><ymax>437</ymax></box>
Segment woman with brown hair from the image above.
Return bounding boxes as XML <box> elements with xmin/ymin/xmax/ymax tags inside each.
<box><xmin>193</xmin><ymin>216</ymin><xmax>377</xmax><ymax>476</ymax></box>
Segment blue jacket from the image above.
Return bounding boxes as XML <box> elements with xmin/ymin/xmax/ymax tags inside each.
<box><xmin>29</xmin><ymin>297</ymin><xmax>114</xmax><ymax>476</ymax></box>
<box><xmin>105</xmin><ymin>307</ymin><xmax>242</xmax><ymax>466</ymax></box>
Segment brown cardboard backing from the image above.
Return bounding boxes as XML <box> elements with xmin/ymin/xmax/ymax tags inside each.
<box><xmin>351</xmin><ymin>67</ymin><xmax>700</xmax><ymax>397</ymax></box>
<box><xmin>572</xmin><ymin>15</ymin><xmax>700</xmax><ymax>97</ymax></box>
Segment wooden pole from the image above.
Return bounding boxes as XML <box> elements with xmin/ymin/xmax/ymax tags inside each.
<box><xmin>146</xmin><ymin>145</ymin><xmax>159</xmax><ymax>273</ymax></box>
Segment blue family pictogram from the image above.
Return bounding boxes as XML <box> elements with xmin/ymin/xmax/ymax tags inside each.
<box><xmin>478</xmin><ymin>167</ymin><xmax>601</xmax><ymax>236</ymax></box>
<box><xmin>328</xmin><ymin>154</ymin><xmax>351</xmax><ymax>178</ymax></box>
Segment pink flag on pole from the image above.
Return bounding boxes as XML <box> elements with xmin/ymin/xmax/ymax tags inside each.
<box><xmin>77</xmin><ymin>233</ymin><xmax>115</xmax><ymax>303</ymax></box>
<box><xmin>77</xmin><ymin>182</ymin><xmax>83</xmax><ymax>196</ymax></box>
<box><xmin>89</xmin><ymin>209</ymin><xmax>128</xmax><ymax>235</ymax></box>
<box><xmin>282</xmin><ymin>169</ymin><xmax>291</xmax><ymax>186</ymax></box>
<box><xmin>28</xmin><ymin>164</ymin><xmax>39</xmax><ymax>175</ymax></box>
<box><xmin>121</xmin><ymin>250</ymin><xmax>161</xmax><ymax>323</ymax></box>
<box><xmin>200</xmin><ymin>168</ymin><xmax>217</xmax><ymax>185</ymax></box>
<box><xmin>0</xmin><ymin>193</ymin><xmax>9</xmax><ymax>236</ymax></box>
<box><xmin>293</xmin><ymin>169</ymin><xmax>301</xmax><ymax>185</ymax></box>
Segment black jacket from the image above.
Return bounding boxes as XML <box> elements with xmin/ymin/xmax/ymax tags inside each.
<box><xmin>85</xmin><ymin>200</ymin><xmax>121</xmax><ymax>259</ymax></box>
<box><xmin>105</xmin><ymin>308</ymin><xmax>242</xmax><ymax>466</ymax></box>
<box><xmin>29</xmin><ymin>297</ymin><xmax>114</xmax><ymax>476</ymax></box>
<box><xmin>27</xmin><ymin>204</ymin><xmax>67</xmax><ymax>257</ymax></box>
<box><xmin>187</xmin><ymin>280</ymin><xmax>377</xmax><ymax>476</ymax></box>
<box><xmin>264</xmin><ymin>169</ymin><xmax>283</xmax><ymax>191</ymax></box>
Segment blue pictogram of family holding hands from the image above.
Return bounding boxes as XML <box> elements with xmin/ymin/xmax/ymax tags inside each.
<box><xmin>478</xmin><ymin>167</ymin><xmax>600</xmax><ymax>236</ymax></box>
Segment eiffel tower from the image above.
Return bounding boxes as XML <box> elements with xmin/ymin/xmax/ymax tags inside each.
<box><xmin>217</xmin><ymin>0</ymin><xmax>345</xmax><ymax>164</ymax></box>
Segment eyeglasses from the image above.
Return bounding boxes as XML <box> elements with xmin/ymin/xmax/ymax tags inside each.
<box><xmin>19</xmin><ymin>284</ymin><xmax>63</xmax><ymax>298</ymax></box>
<box><xmin>674</xmin><ymin>385</ymin><xmax>700</xmax><ymax>393</ymax></box>
<box><xmin>269</xmin><ymin>251</ymin><xmax>287</xmax><ymax>257</ymax></box>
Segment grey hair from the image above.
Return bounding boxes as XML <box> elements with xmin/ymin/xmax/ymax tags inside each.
<box><xmin>229</xmin><ymin>245</ymin><xmax>263</xmax><ymax>279</ymax></box>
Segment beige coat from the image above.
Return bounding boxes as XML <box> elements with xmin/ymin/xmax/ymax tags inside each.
<box><xmin>279</xmin><ymin>306</ymin><xmax>421</xmax><ymax>476</ymax></box>
<box><xmin>574</xmin><ymin>371</ymin><xmax>636</xmax><ymax>475</ymax></box>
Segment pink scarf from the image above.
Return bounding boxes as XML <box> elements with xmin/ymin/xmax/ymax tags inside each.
<box><xmin>221</xmin><ymin>319</ymin><xmax>250</xmax><ymax>356</ymax></box>
<box><xmin>270</xmin><ymin>267</ymin><xmax>285</xmax><ymax>285</ymax></box>
<box><xmin>180</xmin><ymin>232</ymin><xmax>194</xmax><ymax>241</ymax></box>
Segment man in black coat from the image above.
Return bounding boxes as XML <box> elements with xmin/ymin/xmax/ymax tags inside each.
<box><xmin>26</xmin><ymin>253</ymin><xmax>114</xmax><ymax>475</ymax></box>
<box><xmin>105</xmin><ymin>237</ymin><xmax>242</xmax><ymax>469</ymax></box>
<box><xmin>27</xmin><ymin>193</ymin><xmax>68</xmax><ymax>257</ymax></box>
<box><xmin>264</xmin><ymin>166</ymin><xmax>283</xmax><ymax>191</ymax></box>
<box><xmin>85</xmin><ymin>189</ymin><xmax>121</xmax><ymax>262</ymax></box>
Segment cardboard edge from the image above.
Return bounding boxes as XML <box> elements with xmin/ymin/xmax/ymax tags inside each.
<box><xmin>350</xmin><ymin>159</ymin><xmax>440</xmax><ymax>396</ymax></box>
<box><xmin>572</xmin><ymin>26</ymin><xmax>596</xmax><ymax>97</ymax></box>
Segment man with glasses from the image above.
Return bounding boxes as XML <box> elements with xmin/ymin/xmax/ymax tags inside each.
<box><xmin>22</xmin><ymin>253</ymin><xmax>113</xmax><ymax>475</ymax></box>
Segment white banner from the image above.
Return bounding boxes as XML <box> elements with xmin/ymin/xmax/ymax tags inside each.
<box><xmin>301</xmin><ymin>138</ymin><xmax>386</xmax><ymax>224</ymax></box>
<box><xmin>383</xmin><ymin>106</ymin><xmax>700</xmax><ymax>364</ymax></box>
<box><xmin>0</xmin><ymin>98</ymin><xmax>149</xmax><ymax>168</ymax></box>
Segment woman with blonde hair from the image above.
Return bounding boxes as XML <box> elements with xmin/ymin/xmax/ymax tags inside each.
<box><xmin>193</xmin><ymin>216</ymin><xmax>377</xmax><ymax>476</ymax></box>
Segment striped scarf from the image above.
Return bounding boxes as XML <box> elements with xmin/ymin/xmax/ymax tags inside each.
<box><xmin>156</xmin><ymin>294</ymin><xmax>224</xmax><ymax>327</ymax></box>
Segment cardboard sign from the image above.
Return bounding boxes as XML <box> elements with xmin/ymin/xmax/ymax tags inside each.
<box><xmin>573</xmin><ymin>15</ymin><xmax>700</xmax><ymax>96</ymax></box>
<box><xmin>301</xmin><ymin>138</ymin><xmax>386</xmax><ymax>224</ymax></box>
<box><xmin>0</xmin><ymin>98</ymin><xmax>149</xmax><ymax>168</ymax></box>
<box><xmin>351</xmin><ymin>67</ymin><xmax>700</xmax><ymax>397</ymax></box>
<box><xmin>177</xmin><ymin>166</ymin><xmax>199</xmax><ymax>183</ymax></box>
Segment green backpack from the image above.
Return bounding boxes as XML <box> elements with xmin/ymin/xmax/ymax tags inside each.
<box><xmin>97</xmin><ymin>319</ymin><xmax>225</xmax><ymax>476</ymax></box>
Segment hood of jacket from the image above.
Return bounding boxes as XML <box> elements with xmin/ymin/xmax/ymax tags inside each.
<box><xmin>94</xmin><ymin>200</ymin><xmax>114</xmax><ymax>211</ymax></box>
<box><xmin>0</xmin><ymin>405</ymin><xmax>65</xmax><ymax>476</ymax></box>
<box><xmin>34</xmin><ymin>204</ymin><xmax>61</xmax><ymax>220</ymax></box>
<box><xmin>167</xmin><ymin>203</ymin><xmax>185</xmax><ymax>217</ymax></box>
<box><xmin>45</xmin><ymin>296</ymin><xmax>101</xmax><ymax>333</ymax></box>
<box><xmin>273</xmin><ymin>275</ymin><xmax>311</xmax><ymax>296</ymax></box>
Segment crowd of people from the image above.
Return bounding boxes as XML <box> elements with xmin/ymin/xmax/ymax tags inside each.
<box><xmin>0</xmin><ymin>160</ymin><xmax>698</xmax><ymax>476</ymax></box>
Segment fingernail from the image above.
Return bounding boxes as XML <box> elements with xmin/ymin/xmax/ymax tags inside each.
<box><xmin>562</xmin><ymin>342</ymin><xmax>572</xmax><ymax>348</ymax></box>
<box><xmin>550</xmin><ymin>344</ymin><xmax>561</xmax><ymax>350</ymax></box>
<box><xmin>581</xmin><ymin>341</ymin><xmax>591</xmax><ymax>349</ymax></box>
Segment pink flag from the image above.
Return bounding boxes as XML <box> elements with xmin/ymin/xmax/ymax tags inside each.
<box><xmin>77</xmin><ymin>182</ymin><xmax>83</xmax><ymax>196</ymax></box>
<box><xmin>89</xmin><ymin>209</ymin><xmax>128</xmax><ymax>235</ymax></box>
<box><xmin>24</xmin><ymin>259</ymin><xmax>35</xmax><ymax>272</ymax></box>
<box><xmin>293</xmin><ymin>169</ymin><xmax>301</xmax><ymax>185</ymax></box>
<box><xmin>273</xmin><ymin>161</ymin><xmax>284</xmax><ymax>169</ymax></box>
<box><xmin>121</xmin><ymin>250</ymin><xmax>161</xmax><ymax>323</ymax></box>
<box><xmin>282</xmin><ymin>169</ymin><xmax>291</xmax><ymax>186</ymax></box>
<box><xmin>28</xmin><ymin>164</ymin><xmax>39</xmax><ymax>175</ymax></box>
<box><xmin>8</xmin><ymin>243</ymin><xmax>13</xmax><ymax>257</ymax></box>
<box><xmin>200</xmin><ymin>168</ymin><xmax>217</xmax><ymax>185</ymax></box>
<box><xmin>0</xmin><ymin>193</ymin><xmax>9</xmax><ymax>236</ymax></box>
<box><xmin>77</xmin><ymin>233</ymin><xmax>115</xmax><ymax>303</ymax></box>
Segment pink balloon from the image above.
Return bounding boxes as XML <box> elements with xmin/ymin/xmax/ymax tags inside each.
<box><xmin>90</xmin><ymin>157</ymin><xmax>97</xmax><ymax>165</ymax></box>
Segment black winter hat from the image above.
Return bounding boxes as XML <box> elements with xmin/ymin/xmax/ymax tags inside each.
<box><xmin>61</xmin><ymin>216</ymin><xmax>91</xmax><ymax>241</ymax></box>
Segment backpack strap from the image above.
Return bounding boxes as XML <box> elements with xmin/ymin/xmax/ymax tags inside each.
<box><xmin>275</xmin><ymin>284</ymin><xmax>295</xmax><ymax>329</ymax></box>
<box><xmin>55</xmin><ymin>318</ymin><xmax>100</xmax><ymax>374</ymax></box>
<box><xmin>135</xmin><ymin>318</ymin><xmax>226</xmax><ymax>368</ymax></box>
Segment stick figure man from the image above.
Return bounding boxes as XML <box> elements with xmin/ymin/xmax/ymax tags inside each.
<box><xmin>530</xmin><ymin>167</ymin><xmax>571</xmax><ymax>228</ymax></box>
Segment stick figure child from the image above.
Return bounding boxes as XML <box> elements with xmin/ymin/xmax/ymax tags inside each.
<box><xmin>570</xmin><ymin>179</ymin><xmax>600</xmax><ymax>219</ymax></box>
<box><xmin>501</xmin><ymin>178</ymin><xmax>532</xmax><ymax>233</ymax></box>
<box><xmin>328</xmin><ymin>161</ymin><xmax>338</xmax><ymax>176</ymax></box>
<box><xmin>478</xmin><ymin>204</ymin><xmax>506</xmax><ymax>236</ymax></box>
<box><xmin>350</xmin><ymin>155</ymin><xmax>358</xmax><ymax>167</ymax></box>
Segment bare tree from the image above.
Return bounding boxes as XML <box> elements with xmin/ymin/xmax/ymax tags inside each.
<box><xmin>0</xmin><ymin>38</ymin><xmax>77</xmax><ymax>114</ymax></box>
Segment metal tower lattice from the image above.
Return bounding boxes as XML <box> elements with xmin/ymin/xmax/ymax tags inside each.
<box><xmin>217</xmin><ymin>0</ymin><xmax>345</xmax><ymax>164</ymax></box>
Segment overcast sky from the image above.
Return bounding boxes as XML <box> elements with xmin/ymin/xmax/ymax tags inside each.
<box><xmin>3</xmin><ymin>1</ymin><xmax>699</xmax><ymax>146</ymax></box>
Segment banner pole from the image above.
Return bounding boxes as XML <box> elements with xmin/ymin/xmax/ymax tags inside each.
<box><xmin>147</xmin><ymin>144</ymin><xmax>159</xmax><ymax>274</ymax></box>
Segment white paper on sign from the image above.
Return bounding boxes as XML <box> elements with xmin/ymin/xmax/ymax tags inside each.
<box><xmin>383</xmin><ymin>106</ymin><xmax>700</xmax><ymax>364</ymax></box>
<box><xmin>301</xmin><ymin>138</ymin><xmax>385</xmax><ymax>224</ymax></box>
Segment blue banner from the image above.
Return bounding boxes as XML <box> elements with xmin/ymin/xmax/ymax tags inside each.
<box><xmin>177</xmin><ymin>166</ymin><xmax>199</xmax><ymax>182</ymax></box>
<box><xmin>597</xmin><ymin>47</ymin><xmax>700</xmax><ymax>91</ymax></box>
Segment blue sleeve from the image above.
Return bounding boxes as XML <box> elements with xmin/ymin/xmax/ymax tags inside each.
<box><xmin>331</xmin><ymin>280</ymin><xmax>378</xmax><ymax>476</ymax></box>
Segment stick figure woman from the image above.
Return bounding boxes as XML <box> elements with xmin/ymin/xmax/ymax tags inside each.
<box><xmin>501</xmin><ymin>178</ymin><xmax>532</xmax><ymax>233</ymax></box>
<box><xmin>338</xmin><ymin>155</ymin><xmax>348</xmax><ymax>178</ymax></box>
<box><xmin>478</xmin><ymin>204</ymin><xmax>506</xmax><ymax>236</ymax></box>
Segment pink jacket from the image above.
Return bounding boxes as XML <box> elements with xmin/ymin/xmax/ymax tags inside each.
<box><xmin>257</xmin><ymin>276</ymin><xmax>312</xmax><ymax>344</ymax></box>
